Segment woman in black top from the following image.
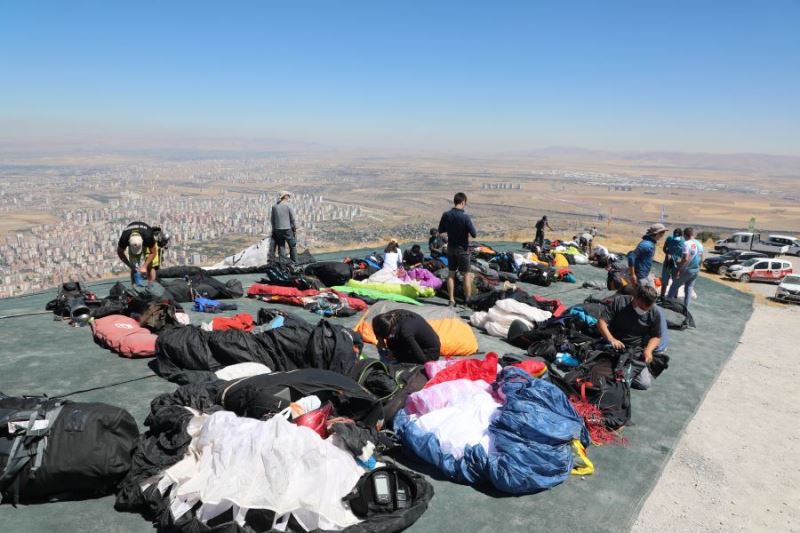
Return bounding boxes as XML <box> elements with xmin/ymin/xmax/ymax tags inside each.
<box><xmin>372</xmin><ymin>310</ymin><xmax>441</xmax><ymax>364</ymax></box>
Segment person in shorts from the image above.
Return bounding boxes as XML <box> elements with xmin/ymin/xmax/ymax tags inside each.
<box><xmin>437</xmin><ymin>192</ymin><xmax>477</xmax><ymax>306</ymax></box>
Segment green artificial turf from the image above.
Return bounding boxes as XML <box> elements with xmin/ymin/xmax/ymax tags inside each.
<box><xmin>0</xmin><ymin>246</ymin><xmax>753</xmax><ymax>532</ymax></box>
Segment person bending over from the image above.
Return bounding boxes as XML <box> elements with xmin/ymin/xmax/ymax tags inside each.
<box><xmin>597</xmin><ymin>285</ymin><xmax>663</xmax><ymax>390</ymax></box>
<box><xmin>372</xmin><ymin>310</ymin><xmax>441</xmax><ymax>364</ymax></box>
<box><xmin>438</xmin><ymin>192</ymin><xmax>477</xmax><ymax>306</ymax></box>
<box><xmin>117</xmin><ymin>222</ymin><xmax>159</xmax><ymax>285</ymax></box>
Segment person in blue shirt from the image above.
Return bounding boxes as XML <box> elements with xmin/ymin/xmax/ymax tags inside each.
<box><xmin>438</xmin><ymin>192</ymin><xmax>477</xmax><ymax>306</ymax></box>
<box><xmin>661</xmin><ymin>228</ymin><xmax>685</xmax><ymax>298</ymax></box>
<box><xmin>668</xmin><ymin>227</ymin><xmax>705</xmax><ymax>309</ymax></box>
<box><xmin>627</xmin><ymin>223</ymin><xmax>668</xmax><ymax>288</ymax></box>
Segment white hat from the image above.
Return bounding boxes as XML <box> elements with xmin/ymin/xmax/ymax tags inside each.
<box><xmin>279</xmin><ymin>190</ymin><xmax>292</xmax><ymax>199</ymax></box>
<box><xmin>128</xmin><ymin>234</ymin><xmax>144</xmax><ymax>255</ymax></box>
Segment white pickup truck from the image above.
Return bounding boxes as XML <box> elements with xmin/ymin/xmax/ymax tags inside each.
<box><xmin>714</xmin><ymin>232</ymin><xmax>788</xmax><ymax>257</ymax></box>
<box><xmin>768</xmin><ymin>234</ymin><xmax>800</xmax><ymax>256</ymax></box>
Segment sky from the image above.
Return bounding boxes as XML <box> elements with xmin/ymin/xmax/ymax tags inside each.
<box><xmin>1</xmin><ymin>1</ymin><xmax>799</xmax><ymax>155</ymax></box>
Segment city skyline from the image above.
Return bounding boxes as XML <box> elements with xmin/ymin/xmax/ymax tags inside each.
<box><xmin>2</xmin><ymin>1</ymin><xmax>799</xmax><ymax>156</ymax></box>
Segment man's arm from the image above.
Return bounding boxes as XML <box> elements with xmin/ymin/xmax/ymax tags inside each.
<box><xmin>401</xmin><ymin>329</ymin><xmax>428</xmax><ymax>364</ymax></box>
<box><xmin>598</xmin><ymin>319</ymin><xmax>625</xmax><ymax>350</ymax></box>
<box><xmin>117</xmin><ymin>247</ymin><xmax>132</xmax><ymax>269</ymax></box>
<box><xmin>437</xmin><ymin>213</ymin><xmax>447</xmax><ymax>235</ymax></box>
<box><xmin>468</xmin><ymin>216</ymin><xmax>477</xmax><ymax>238</ymax></box>
<box><xmin>546</xmin><ymin>222</ymin><xmax>553</xmax><ymax>230</ymax></box>
<box><xmin>627</xmin><ymin>250</ymin><xmax>638</xmax><ymax>285</ymax></box>
<box><xmin>142</xmin><ymin>248</ymin><xmax>157</xmax><ymax>271</ymax></box>
<box><xmin>289</xmin><ymin>206</ymin><xmax>296</xmax><ymax>232</ymax></box>
<box><xmin>643</xmin><ymin>336</ymin><xmax>660</xmax><ymax>363</ymax></box>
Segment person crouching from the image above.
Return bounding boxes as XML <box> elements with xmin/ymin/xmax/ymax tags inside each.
<box><xmin>372</xmin><ymin>310</ymin><xmax>441</xmax><ymax>364</ymax></box>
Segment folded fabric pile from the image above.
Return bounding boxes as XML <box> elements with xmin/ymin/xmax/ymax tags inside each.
<box><xmin>470</xmin><ymin>298</ymin><xmax>553</xmax><ymax>338</ymax></box>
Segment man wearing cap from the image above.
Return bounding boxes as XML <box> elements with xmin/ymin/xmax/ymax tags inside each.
<box><xmin>270</xmin><ymin>191</ymin><xmax>298</xmax><ymax>263</ymax></box>
<box><xmin>117</xmin><ymin>223</ymin><xmax>158</xmax><ymax>285</ymax></box>
<box><xmin>627</xmin><ymin>223</ymin><xmax>667</xmax><ymax>287</ymax></box>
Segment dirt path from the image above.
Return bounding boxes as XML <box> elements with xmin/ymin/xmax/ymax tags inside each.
<box><xmin>632</xmin><ymin>302</ymin><xmax>800</xmax><ymax>533</ymax></box>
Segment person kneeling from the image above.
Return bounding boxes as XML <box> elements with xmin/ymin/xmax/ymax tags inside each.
<box><xmin>372</xmin><ymin>310</ymin><xmax>441</xmax><ymax>364</ymax></box>
<box><xmin>597</xmin><ymin>285</ymin><xmax>663</xmax><ymax>390</ymax></box>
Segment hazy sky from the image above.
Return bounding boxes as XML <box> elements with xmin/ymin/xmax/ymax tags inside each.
<box><xmin>1</xmin><ymin>1</ymin><xmax>798</xmax><ymax>155</ymax></box>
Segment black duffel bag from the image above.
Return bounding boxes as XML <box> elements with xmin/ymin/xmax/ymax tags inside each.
<box><xmin>304</xmin><ymin>261</ymin><xmax>353</xmax><ymax>287</ymax></box>
<box><xmin>0</xmin><ymin>395</ymin><xmax>139</xmax><ymax>504</ymax></box>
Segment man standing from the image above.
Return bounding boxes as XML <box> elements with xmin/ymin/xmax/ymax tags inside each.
<box><xmin>627</xmin><ymin>223</ymin><xmax>667</xmax><ymax>287</ymax></box>
<box><xmin>660</xmin><ymin>228</ymin><xmax>685</xmax><ymax>298</ymax></box>
<box><xmin>668</xmin><ymin>227</ymin><xmax>704</xmax><ymax>309</ymax></box>
<box><xmin>597</xmin><ymin>285</ymin><xmax>663</xmax><ymax>390</ymax></box>
<box><xmin>270</xmin><ymin>191</ymin><xmax>297</xmax><ymax>263</ymax></box>
<box><xmin>117</xmin><ymin>222</ymin><xmax>158</xmax><ymax>285</ymax></box>
<box><xmin>534</xmin><ymin>215</ymin><xmax>553</xmax><ymax>249</ymax></box>
<box><xmin>438</xmin><ymin>192</ymin><xmax>477</xmax><ymax>306</ymax></box>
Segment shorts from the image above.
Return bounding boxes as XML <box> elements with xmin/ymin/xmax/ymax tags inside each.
<box><xmin>447</xmin><ymin>246</ymin><xmax>471</xmax><ymax>273</ymax></box>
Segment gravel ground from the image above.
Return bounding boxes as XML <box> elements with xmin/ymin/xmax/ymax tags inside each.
<box><xmin>632</xmin><ymin>301</ymin><xmax>800</xmax><ymax>533</ymax></box>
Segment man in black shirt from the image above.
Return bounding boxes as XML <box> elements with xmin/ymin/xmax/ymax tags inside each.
<box><xmin>428</xmin><ymin>228</ymin><xmax>447</xmax><ymax>258</ymax></box>
<box><xmin>403</xmin><ymin>244</ymin><xmax>425</xmax><ymax>269</ymax></box>
<box><xmin>534</xmin><ymin>216</ymin><xmax>553</xmax><ymax>249</ymax></box>
<box><xmin>117</xmin><ymin>222</ymin><xmax>158</xmax><ymax>285</ymax></box>
<box><xmin>438</xmin><ymin>192</ymin><xmax>477</xmax><ymax>306</ymax></box>
<box><xmin>597</xmin><ymin>285</ymin><xmax>663</xmax><ymax>390</ymax></box>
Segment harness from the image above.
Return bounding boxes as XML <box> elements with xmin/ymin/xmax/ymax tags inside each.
<box><xmin>0</xmin><ymin>396</ymin><xmax>68</xmax><ymax>505</ymax></box>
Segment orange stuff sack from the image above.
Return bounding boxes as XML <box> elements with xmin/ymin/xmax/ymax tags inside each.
<box><xmin>354</xmin><ymin>301</ymin><xmax>478</xmax><ymax>357</ymax></box>
<box><xmin>91</xmin><ymin>315</ymin><xmax>157</xmax><ymax>358</ymax></box>
<box><xmin>553</xmin><ymin>253</ymin><xmax>569</xmax><ymax>268</ymax></box>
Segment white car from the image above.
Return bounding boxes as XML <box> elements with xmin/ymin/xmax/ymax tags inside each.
<box><xmin>725</xmin><ymin>258</ymin><xmax>793</xmax><ymax>283</ymax></box>
<box><xmin>775</xmin><ymin>274</ymin><xmax>800</xmax><ymax>303</ymax></box>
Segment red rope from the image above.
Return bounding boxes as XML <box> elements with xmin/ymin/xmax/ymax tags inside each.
<box><xmin>569</xmin><ymin>396</ymin><xmax>627</xmax><ymax>446</ymax></box>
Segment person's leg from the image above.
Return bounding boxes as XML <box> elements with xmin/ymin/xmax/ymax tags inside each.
<box><xmin>666</xmin><ymin>269</ymin><xmax>683</xmax><ymax>299</ymax></box>
<box><xmin>682</xmin><ymin>271</ymin><xmax>698</xmax><ymax>309</ymax></box>
<box><xmin>268</xmin><ymin>233</ymin><xmax>277</xmax><ymax>263</ymax></box>
<box><xmin>463</xmin><ymin>271</ymin><xmax>474</xmax><ymax>301</ymax></box>
<box><xmin>460</xmin><ymin>249</ymin><xmax>473</xmax><ymax>301</ymax></box>
<box><xmin>276</xmin><ymin>230</ymin><xmax>288</xmax><ymax>261</ymax></box>
<box><xmin>660</xmin><ymin>264</ymin><xmax>671</xmax><ymax>298</ymax></box>
<box><xmin>632</xmin><ymin>366</ymin><xmax>652</xmax><ymax>390</ymax></box>
<box><xmin>446</xmin><ymin>272</ymin><xmax>456</xmax><ymax>305</ymax></box>
<box><xmin>287</xmin><ymin>230</ymin><xmax>298</xmax><ymax>263</ymax></box>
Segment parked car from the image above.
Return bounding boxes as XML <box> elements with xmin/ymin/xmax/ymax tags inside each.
<box><xmin>774</xmin><ymin>274</ymin><xmax>800</xmax><ymax>304</ymax></box>
<box><xmin>725</xmin><ymin>258</ymin><xmax>793</xmax><ymax>283</ymax></box>
<box><xmin>767</xmin><ymin>234</ymin><xmax>800</xmax><ymax>256</ymax></box>
<box><xmin>703</xmin><ymin>250</ymin><xmax>768</xmax><ymax>275</ymax></box>
<box><xmin>714</xmin><ymin>232</ymin><xmax>788</xmax><ymax>257</ymax></box>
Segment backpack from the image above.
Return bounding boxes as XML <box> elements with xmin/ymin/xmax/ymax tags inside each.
<box><xmin>550</xmin><ymin>350</ymin><xmax>634</xmax><ymax>429</ymax></box>
<box><xmin>518</xmin><ymin>264</ymin><xmax>554</xmax><ymax>286</ymax></box>
<box><xmin>45</xmin><ymin>281</ymin><xmax>95</xmax><ymax>319</ymax></box>
<box><xmin>352</xmin><ymin>359</ymin><xmax>428</xmax><ymax>425</ymax></box>
<box><xmin>0</xmin><ymin>395</ymin><xmax>139</xmax><ymax>504</ymax></box>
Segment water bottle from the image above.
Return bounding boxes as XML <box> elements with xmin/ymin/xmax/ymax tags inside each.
<box><xmin>555</xmin><ymin>352</ymin><xmax>580</xmax><ymax>367</ymax></box>
<box><xmin>133</xmin><ymin>270</ymin><xmax>144</xmax><ymax>287</ymax></box>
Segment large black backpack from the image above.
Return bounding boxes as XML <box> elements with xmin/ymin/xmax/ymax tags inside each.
<box><xmin>351</xmin><ymin>360</ymin><xmax>428</xmax><ymax>426</ymax></box>
<box><xmin>304</xmin><ymin>261</ymin><xmax>353</xmax><ymax>287</ymax></box>
<box><xmin>0</xmin><ymin>395</ymin><xmax>139</xmax><ymax>504</ymax></box>
<box><xmin>518</xmin><ymin>264</ymin><xmax>554</xmax><ymax>286</ymax></box>
<box><xmin>550</xmin><ymin>350</ymin><xmax>635</xmax><ymax>429</ymax></box>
